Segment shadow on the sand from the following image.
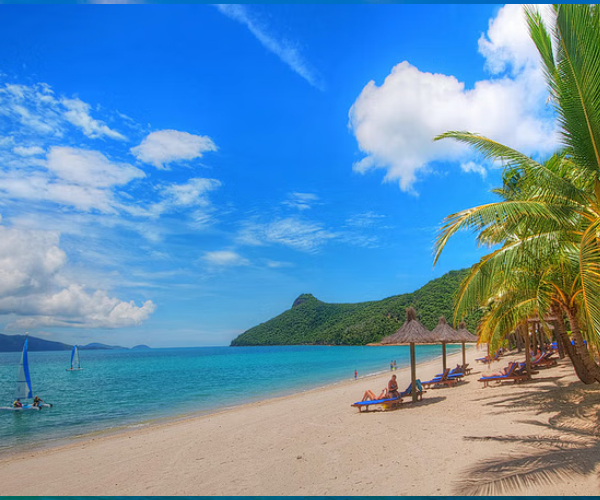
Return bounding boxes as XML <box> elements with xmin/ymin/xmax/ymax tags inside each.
<box><xmin>453</xmin><ymin>378</ymin><xmax>600</xmax><ymax>495</ymax></box>
<box><xmin>402</xmin><ymin>396</ymin><xmax>446</xmax><ymax>409</ymax></box>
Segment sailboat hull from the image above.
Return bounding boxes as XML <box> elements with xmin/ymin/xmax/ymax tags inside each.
<box><xmin>0</xmin><ymin>404</ymin><xmax>40</xmax><ymax>412</ymax></box>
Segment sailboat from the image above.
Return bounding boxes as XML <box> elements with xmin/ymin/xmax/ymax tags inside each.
<box><xmin>0</xmin><ymin>338</ymin><xmax>50</xmax><ymax>411</ymax></box>
<box><xmin>67</xmin><ymin>345</ymin><xmax>82</xmax><ymax>371</ymax></box>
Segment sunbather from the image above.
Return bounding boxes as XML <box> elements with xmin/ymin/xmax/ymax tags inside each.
<box><xmin>483</xmin><ymin>364</ymin><xmax>511</xmax><ymax>378</ymax></box>
<box><xmin>361</xmin><ymin>388</ymin><xmax>389</xmax><ymax>401</ymax></box>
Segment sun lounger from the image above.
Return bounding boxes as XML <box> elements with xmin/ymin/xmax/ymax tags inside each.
<box><xmin>435</xmin><ymin>366</ymin><xmax>465</xmax><ymax>379</ymax></box>
<box><xmin>422</xmin><ymin>368</ymin><xmax>458</xmax><ymax>389</ymax></box>
<box><xmin>351</xmin><ymin>396</ymin><xmax>402</xmax><ymax>412</ymax></box>
<box><xmin>478</xmin><ymin>362</ymin><xmax>528</xmax><ymax>387</ymax></box>
<box><xmin>399</xmin><ymin>380</ymin><xmax>426</xmax><ymax>401</ymax></box>
<box><xmin>475</xmin><ymin>351</ymin><xmax>501</xmax><ymax>363</ymax></box>
<box><xmin>531</xmin><ymin>351</ymin><xmax>557</xmax><ymax>368</ymax></box>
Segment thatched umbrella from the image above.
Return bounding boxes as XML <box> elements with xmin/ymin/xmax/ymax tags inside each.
<box><xmin>430</xmin><ymin>316</ymin><xmax>459</xmax><ymax>372</ymax></box>
<box><xmin>455</xmin><ymin>321</ymin><xmax>478</xmax><ymax>368</ymax></box>
<box><xmin>380</xmin><ymin>307</ymin><xmax>434</xmax><ymax>402</ymax></box>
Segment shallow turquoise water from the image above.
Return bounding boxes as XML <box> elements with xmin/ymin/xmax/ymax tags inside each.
<box><xmin>0</xmin><ymin>344</ymin><xmax>458</xmax><ymax>453</ymax></box>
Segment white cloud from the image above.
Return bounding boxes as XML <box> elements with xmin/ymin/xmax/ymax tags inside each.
<box><xmin>348</xmin><ymin>4</ymin><xmax>558</xmax><ymax>192</ymax></box>
<box><xmin>215</xmin><ymin>4</ymin><xmax>324</xmax><ymax>91</ymax></box>
<box><xmin>461</xmin><ymin>161</ymin><xmax>487</xmax><ymax>178</ymax></box>
<box><xmin>345</xmin><ymin>211</ymin><xmax>388</xmax><ymax>229</ymax></box>
<box><xmin>0</xmin><ymin>147</ymin><xmax>146</xmax><ymax>214</ymax></box>
<box><xmin>0</xmin><ymin>82</ymin><xmax>125</xmax><ymax>141</ymax></box>
<box><xmin>0</xmin><ymin>224</ymin><xmax>155</xmax><ymax>330</ymax></box>
<box><xmin>131</xmin><ymin>130</ymin><xmax>217</xmax><ymax>169</ymax></box>
<box><xmin>13</xmin><ymin>145</ymin><xmax>45</xmax><ymax>156</ymax></box>
<box><xmin>283</xmin><ymin>192</ymin><xmax>319</xmax><ymax>210</ymax></box>
<box><xmin>237</xmin><ymin>217</ymin><xmax>338</xmax><ymax>252</ymax></box>
<box><xmin>61</xmin><ymin>97</ymin><xmax>127</xmax><ymax>140</ymax></box>
<box><xmin>202</xmin><ymin>250</ymin><xmax>249</xmax><ymax>267</ymax></box>
<box><xmin>47</xmin><ymin>147</ymin><xmax>144</xmax><ymax>189</ymax></box>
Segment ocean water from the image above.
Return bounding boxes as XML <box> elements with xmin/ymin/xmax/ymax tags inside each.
<box><xmin>0</xmin><ymin>344</ymin><xmax>458</xmax><ymax>453</ymax></box>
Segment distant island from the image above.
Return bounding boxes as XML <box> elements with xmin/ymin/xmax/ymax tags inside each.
<box><xmin>231</xmin><ymin>269</ymin><xmax>479</xmax><ymax>346</ymax></box>
<box><xmin>0</xmin><ymin>333</ymin><xmax>151</xmax><ymax>352</ymax></box>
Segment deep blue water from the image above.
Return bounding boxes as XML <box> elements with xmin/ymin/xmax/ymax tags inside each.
<box><xmin>0</xmin><ymin>344</ymin><xmax>457</xmax><ymax>453</ymax></box>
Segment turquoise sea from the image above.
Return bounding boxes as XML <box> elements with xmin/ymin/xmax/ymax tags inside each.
<box><xmin>0</xmin><ymin>344</ymin><xmax>458</xmax><ymax>454</ymax></box>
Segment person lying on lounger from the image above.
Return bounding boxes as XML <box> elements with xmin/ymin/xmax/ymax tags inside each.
<box><xmin>483</xmin><ymin>364</ymin><xmax>512</xmax><ymax>378</ymax></box>
<box><xmin>361</xmin><ymin>388</ymin><xmax>389</xmax><ymax>401</ymax></box>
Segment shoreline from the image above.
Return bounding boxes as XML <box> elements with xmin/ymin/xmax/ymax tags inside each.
<box><xmin>0</xmin><ymin>344</ymin><xmax>461</xmax><ymax>459</ymax></box>
<box><xmin>1</xmin><ymin>345</ymin><xmax>597</xmax><ymax>495</ymax></box>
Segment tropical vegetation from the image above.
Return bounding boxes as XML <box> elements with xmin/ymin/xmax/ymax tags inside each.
<box><xmin>434</xmin><ymin>5</ymin><xmax>600</xmax><ymax>383</ymax></box>
<box><xmin>231</xmin><ymin>269</ymin><xmax>480</xmax><ymax>346</ymax></box>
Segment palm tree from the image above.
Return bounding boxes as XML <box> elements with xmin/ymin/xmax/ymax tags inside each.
<box><xmin>434</xmin><ymin>5</ymin><xmax>600</xmax><ymax>384</ymax></box>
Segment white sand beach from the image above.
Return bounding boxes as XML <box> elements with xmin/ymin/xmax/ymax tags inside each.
<box><xmin>0</xmin><ymin>346</ymin><xmax>598</xmax><ymax>496</ymax></box>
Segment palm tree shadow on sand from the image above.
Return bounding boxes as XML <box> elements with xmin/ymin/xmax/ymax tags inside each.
<box><xmin>453</xmin><ymin>380</ymin><xmax>600</xmax><ymax>495</ymax></box>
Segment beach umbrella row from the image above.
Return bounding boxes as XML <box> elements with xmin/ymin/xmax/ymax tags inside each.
<box><xmin>378</xmin><ymin>309</ymin><xmax>478</xmax><ymax>402</ymax></box>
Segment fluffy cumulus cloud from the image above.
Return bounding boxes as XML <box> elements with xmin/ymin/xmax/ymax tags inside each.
<box><xmin>348</xmin><ymin>4</ymin><xmax>558</xmax><ymax>192</ymax></box>
<box><xmin>131</xmin><ymin>130</ymin><xmax>217</xmax><ymax>169</ymax></box>
<box><xmin>0</xmin><ymin>225</ymin><xmax>155</xmax><ymax>330</ymax></box>
<box><xmin>237</xmin><ymin>217</ymin><xmax>338</xmax><ymax>252</ymax></box>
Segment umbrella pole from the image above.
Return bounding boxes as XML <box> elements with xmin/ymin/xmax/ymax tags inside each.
<box><xmin>462</xmin><ymin>342</ymin><xmax>466</xmax><ymax>367</ymax></box>
<box><xmin>410</xmin><ymin>342</ymin><xmax>417</xmax><ymax>403</ymax></box>
<box><xmin>442</xmin><ymin>342</ymin><xmax>447</xmax><ymax>372</ymax></box>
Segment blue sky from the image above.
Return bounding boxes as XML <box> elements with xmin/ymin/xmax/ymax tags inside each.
<box><xmin>0</xmin><ymin>4</ymin><xmax>559</xmax><ymax>347</ymax></box>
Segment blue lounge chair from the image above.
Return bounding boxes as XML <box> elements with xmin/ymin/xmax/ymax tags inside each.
<box><xmin>422</xmin><ymin>368</ymin><xmax>458</xmax><ymax>389</ymax></box>
<box><xmin>351</xmin><ymin>396</ymin><xmax>402</xmax><ymax>412</ymax></box>
<box><xmin>435</xmin><ymin>366</ymin><xmax>465</xmax><ymax>380</ymax></box>
<box><xmin>399</xmin><ymin>380</ymin><xmax>426</xmax><ymax>401</ymax></box>
<box><xmin>478</xmin><ymin>362</ymin><xmax>527</xmax><ymax>387</ymax></box>
<box><xmin>475</xmin><ymin>351</ymin><xmax>501</xmax><ymax>363</ymax></box>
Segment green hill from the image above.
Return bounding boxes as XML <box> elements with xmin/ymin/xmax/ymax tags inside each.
<box><xmin>231</xmin><ymin>269</ymin><xmax>479</xmax><ymax>346</ymax></box>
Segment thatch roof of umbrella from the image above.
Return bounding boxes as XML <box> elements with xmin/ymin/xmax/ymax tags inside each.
<box><xmin>380</xmin><ymin>307</ymin><xmax>435</xmax><ymax>345</ymax></box>
<box><xmin>430</xmin><ymin>316</ymin><xmax>459</xmax><ymax>343</ymax></box>
<box><xmin>455</xmin><ymin>321</ymin><xmax>478</xmax><ymax>343</ymax></box>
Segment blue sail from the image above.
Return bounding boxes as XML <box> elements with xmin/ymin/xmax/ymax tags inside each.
<box><xmin>16</xmin><ymin>339</ymin><xmax>33</xmax><ymax>400</ymax></box>
<box><xmin>69</xmin><ymin>345</ymin><xmax>80</xmax><ymax>370</ymax></box>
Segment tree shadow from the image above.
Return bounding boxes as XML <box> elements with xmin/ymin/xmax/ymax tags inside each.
<box><xmin>453</xmin><ymin>381</ymin><xmax>600</xmax><ymax>495</ymax></box>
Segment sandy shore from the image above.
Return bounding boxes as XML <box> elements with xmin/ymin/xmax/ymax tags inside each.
<box><xmin>0</xmin><ymin>346</ymin><xmax>598</xmax><ymax>496</ymax></box>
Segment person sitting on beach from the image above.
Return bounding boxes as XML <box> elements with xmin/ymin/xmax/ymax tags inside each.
<box><xmin>388</xmin><ymin>374</ymin><xmax>399</xmax><ymax>398</ymax></box>
<box><xmin>32</xmin><ymin>396</ymin><xmax>44</xmax><ymax>407</ymax></box>
<box><xmin>12</xmin><ymin>398</ymin><xmax>22</xmax><ymax>408</ymax></box>
<box><xmin>361</xmin><ymin>388</ymin><xmax>388</xmax><ymax>401</ymax></box>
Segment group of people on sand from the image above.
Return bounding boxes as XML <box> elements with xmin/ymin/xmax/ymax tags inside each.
<box><xmin>12</xmin><ymin>395</ymin><xmax>45</xmax><ymax>408</ymax></box>
<box><xmin>361</xmin><ymin>374</ymin><xmax>400</xmax><ymax>401</ymax></box>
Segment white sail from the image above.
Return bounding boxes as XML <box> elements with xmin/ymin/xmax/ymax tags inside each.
<box><xmin>15</xmin><ymin>339</ymin><xmax>33</xmax><ymax>400</ymax></box>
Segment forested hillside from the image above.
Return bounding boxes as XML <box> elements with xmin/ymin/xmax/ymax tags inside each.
<box><xmin>231</xmin><ymin>269</ymin><xmax>479</xmax><ymax>346</ymax></box>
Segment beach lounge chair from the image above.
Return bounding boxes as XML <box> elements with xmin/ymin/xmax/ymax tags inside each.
<box><xmin>399</xmin><ymin>380</ymin><xmax>426</xmax><ymax>401</ymax></box>
<box><xmin>461</xmin><ymin>363</ymin><xmax>472</xmax><ymax>375</ymax></box>
<box><xmin>351</xmin><ymin>396</ymin><xmax>402</xmax><ymax>412</ymax></box>
<box><xmin>421</xmin><ymin>368</ymin><xmax>458</xmax><ymax>389</ymax></box>
<box><xmin>478</xmin><ymin>362</ymin><xmax>528</xmax><ymax>387</ymax></box>
<box><xmin>531</xmin><ymin>351</ymin><xmax>557</xmax><ymax>369</ymax></box>
<box><xmin>435</xmin><ymin>366</ymin><xmax>465</xmax><ymax>380</ymax></box>
<box><xmin>475</xmin><ymin>351</ymin><xmax>501</xmax><ymax>364</ymax></box>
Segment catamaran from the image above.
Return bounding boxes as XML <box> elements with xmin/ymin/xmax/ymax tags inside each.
<box><xmin>67</xmin><ymin>345</ymin><xmax>82</xmax><ymax>371</ymax></box>
<box><xmin>0</xmin><ymin>339</ymin><xmax>51</xmax><ymax>411</ymax></box>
